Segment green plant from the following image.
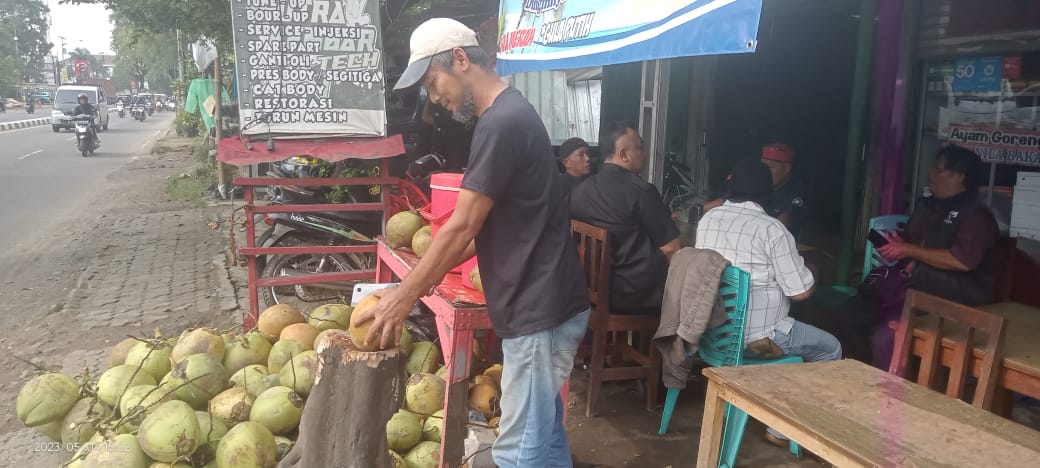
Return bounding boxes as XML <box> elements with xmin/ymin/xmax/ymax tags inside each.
<box><xmin>175</xmin><ymin>111</ymin><xmax>202</xmax><ymax>137</ymax></box>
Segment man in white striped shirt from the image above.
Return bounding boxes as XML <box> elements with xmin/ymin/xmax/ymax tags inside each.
<box><xmin>697</xmin><ymin>158</ymin><xmax>842</xmax><ymax>446</ymax></box>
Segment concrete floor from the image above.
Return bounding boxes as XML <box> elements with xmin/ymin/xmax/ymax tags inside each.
<box><xmin>565</xmin><ymin>369</ymin><xmax>828</xmax><ymax>468</ymax></box>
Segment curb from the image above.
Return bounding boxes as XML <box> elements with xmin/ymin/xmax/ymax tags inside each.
<box><xmin>0</xmin><ymin>117</ymin><xmax>49</xmax><ymax>131</ymax></box>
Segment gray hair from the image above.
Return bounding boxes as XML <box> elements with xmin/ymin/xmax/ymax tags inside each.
<box><xmin>429</xmin><ymin>46</ymin><xmax>492</xmax><ymax>71</ymax></box>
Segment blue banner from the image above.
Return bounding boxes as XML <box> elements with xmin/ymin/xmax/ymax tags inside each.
<box><xmin>496</xmin><ymin>0</ymin><xmax>763</xmax><ymax>76</ymax></box>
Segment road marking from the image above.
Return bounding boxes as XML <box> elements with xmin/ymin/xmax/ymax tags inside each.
<box><xmin>17</xmin><ymin>150</ymin><xmax>43</xmax><ymax>160</ymax></box>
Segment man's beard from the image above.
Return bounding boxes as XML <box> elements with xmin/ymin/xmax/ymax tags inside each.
<box><xmin>452</xmin><ymin>85</ymin><xmax>477</xmax><ymax>127</ymax></box>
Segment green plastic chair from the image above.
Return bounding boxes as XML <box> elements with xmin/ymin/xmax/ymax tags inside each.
<box><xmin>816</xmin><ymin>214</ymin><xmax>911</xmax><ymax>302</ymax></box>
<box><xmin>657</xmin><ymin>266</ymin><xmax>803</xmax><ymax>467</ymax></box>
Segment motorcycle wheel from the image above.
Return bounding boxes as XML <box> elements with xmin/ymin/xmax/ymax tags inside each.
<box><xmin>259</xmin><ymin>237</ymin><xmax>374</xmax><ymax>311</ymax></box>
<box><xmin>81</xmin><ymin>146</ymin><xmax>88</xmax><ymax>157</ymax></box>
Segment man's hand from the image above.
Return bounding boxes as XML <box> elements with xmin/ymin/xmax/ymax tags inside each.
<box><xmin>877</xmin><ymin>231</ymin><xmax>911</xmax><ymax>260</ymax></box>
<box><xmin>350</xmin><ymin>288</ymin><xmax>417</xmax><ymax>350</ymax></box>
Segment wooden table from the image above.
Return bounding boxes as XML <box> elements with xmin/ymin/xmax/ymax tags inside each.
<box><xmin>376</xmin><ymin>238</ymin><xmax>490</xmax><ymax>468</ymax></box>
<box><xmin>904</xmin><ymin>302</ymin><xmax>1040</xmax><ymax>400</ymax></box>
<box><xmin>697</xmin><ymin>360</ymin><xmax>1040</xmax><ymax>468</ymax></box>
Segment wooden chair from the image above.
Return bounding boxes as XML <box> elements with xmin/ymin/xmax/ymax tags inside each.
<box><xmin>571</xmin><ymin>220</ymin><xmax>662</xmax><ymax>417</ymax></box>
<box><xmin>889</xmin><ymin>289</ymin><xmax>1008</xmax><ymax>410</ymax></box>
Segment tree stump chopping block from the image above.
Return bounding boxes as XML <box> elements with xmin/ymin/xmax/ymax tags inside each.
<box><xmin>280</xmin><ymin>330</ymin><xmax>406</xmax><ymax>468</ymax></box>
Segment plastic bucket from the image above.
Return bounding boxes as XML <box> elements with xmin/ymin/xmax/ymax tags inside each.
<box><xmin>425</xmin><ymin>173</ymin><xmax>477</xmax><ymax>276</ymax></box>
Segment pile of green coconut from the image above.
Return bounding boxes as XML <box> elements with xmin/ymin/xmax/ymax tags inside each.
<box><xmin>16</xmin><ymin>299</ymin><xmax>504</xmax><ymax>468</ymax></box>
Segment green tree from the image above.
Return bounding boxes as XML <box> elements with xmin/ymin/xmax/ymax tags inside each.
<box><xmin>68</xmin><ymin>47</ymin><xmax>102</xmax><ymax>80</ymax></box>
<box><xmin>0</xmin><ymin>0</ymin><xmax>53</xmax><ymax>82</ymax></box>
<box><xmin>110</xmin><ymin>12</ymin><xmax>177</xmax><ymax>94</ymax></box>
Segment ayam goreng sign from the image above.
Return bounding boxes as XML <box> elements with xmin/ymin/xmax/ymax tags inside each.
<box><xmin>496</xmin><ymin>0</ymin><xmax>764</xmax><ymax>76</ymax></box>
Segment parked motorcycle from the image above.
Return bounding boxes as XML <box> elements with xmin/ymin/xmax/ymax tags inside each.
<box><xmin>117</xmin><ymin>102</ymin><xmax>125</xmax><ymax>118</ymax></box>
<box><xmin>254</xmin><ymin>155</ymin><xmax>438</xmax><ymax>309</ymax></box>
<box><xmin>70</xmin><ymin>114</ymin><xmax>99</xmax><ymax>157</ymax></box>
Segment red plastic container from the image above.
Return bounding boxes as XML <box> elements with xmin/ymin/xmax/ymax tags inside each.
<box><xmin>424</xmin><ymin>173</ymin><xmax>478</xmax><ymax>281</ymax></box>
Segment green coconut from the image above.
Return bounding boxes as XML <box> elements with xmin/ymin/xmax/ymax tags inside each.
<box><xmin>228</xmin><ymin>365</ymin><xmax>272</xmax><ymax>397</ymax></box>
<box><xmin>194</xmin><ymin>411</ymin><xmax>229</xmax><ymax>464</ymax></box>
<box><xmin>209</xmin><ymin>387</ymin><xmax>255</xmax><ymax>428</ymax></box>
<box><xmin>119</xmin><ymin>385</ymin><xmax>173</xmax><ymax>431</ymax></box>
<box><xmin>222</xmin><ymin>331</ymin><xmax>272</xmax><ymax>376</ymax></box>
<box><xmin>16</xmin><ymin>373</ymin><xmax>80</xmax><ymax>427</ymax></box>
<box><xmin>66</xmin><ymin>432</ymin><xmax>104</xmax><ymax>468</ymax></box>
<box><xmin>125</xmin><ymin>340</ymin><xmax>174</xmax><ymax>381</ymax></box>
<box><xmin>421</xmin><ymin>410</ymin><xmax>444</xmax><ymax>442</ymax></box>
<box><xmin>278</xmin><ymin>350</ymin><xmax>318</xmax><ymax>397</ymax></box>
<box><xmin>405</xmin><ymin>341</ymin><xmax>441</xmax><ymax>375</ymax></box>
<box><xmin>137</xmin><ymin>400</ymin><xmax>200</xmax><ymax>462</ymax></box>
<box><xmin>109</xmin><ymin>337</ymin><xmax>140</xmax><ymax>368</ymax></box>
<box><xmin>83</xmin><ymin>433</ymin><xmax>148</xmax><ymax>468</ymax></box>
<box><xmin>274</xmin><ymin>435</ymin><xmax>294</xmax><ymax>461</ymax></box>
<box><xmin>148</xmin><ymin>463</ymin><xmax>193</xmax><ymax>468</ymax></box>
<box><xmin>267</xmin><ymin>339</ymin><xmax>307</xmax><ymax>374</ymax></box>
<box><xmin>171</xmin><ymin>328</ymin><xmax>226</xmax><ymax>364</ymax></box>
<box><xmin>434</xmin><ymin>365</ymin><xmax>448</xmax><ymax>379</ymax></box>
<box><xmin>404</xmin><ymin>373</ymin><xmax>445</xmax><ymax>416</ymax></box>
<box><xmin>404</xmin><ymin>441</ymin><xmax>440</xmax><ymax>468</ymax></box>
<box><xmin>411</xmin><ymin>226</ymin><xmax>432</xmax><ymax>257</ymax></box>
<box><xmin>390</xmin><ymin>449</ymin><xmax>407</xmax><ymax>468</ymax></box>
<box><xmin>62</xmin><ymin>399</ymin><xmax>112</xmax><ymax>445</ymax></box>
<box><xmin>386</xmin><ymin>211</ymin><xmax>424</xmax><ymax>249</ymax></box>
<box><xmin>36</xmin><ymin>419</ymin><xmax>63</xmax><ymax>441</ymax></box>
<box><xmin>400</xmin><ymin>328</ymin><xmax>414</xmax><ymax>354</ymax></box>
<box><xmin>307</xmin><ymin>304</ymin><xmax>353</xmax><ymax>331</ymax></box>
<box><xmin>168</xmin><ymin>354</ymin><xmax>228</xmax><ymax>410</ymax></box>
<box><xmin>250</xmin><ymin>386</ymin><xmax>304</xmax><ymax>436</ymax></box>
<box><xmin>96</xmin><ymin>365</ymin><xmax>157</xmax><ymax>409</ymax></box>
<box><xmin>215</xmin><ymin>421</ymin><xmax>277</xmax><ymax>468</ymax></box>
<box><xmin>386</xmin><ymin>410</ymin><xmax>422</xmax><ymax>453</ymax></box>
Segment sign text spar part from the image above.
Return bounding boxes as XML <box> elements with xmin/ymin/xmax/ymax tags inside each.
<box><xmin>231</xmin><ymin>0</ymin><xmax>387</xmax><ymax>136</ymax></box>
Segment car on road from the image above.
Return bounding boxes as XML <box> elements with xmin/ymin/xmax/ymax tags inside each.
<box><xmin>51</xmin><ymin>85</ymin><xmax>110</xmax><ymax>133</ymax></box>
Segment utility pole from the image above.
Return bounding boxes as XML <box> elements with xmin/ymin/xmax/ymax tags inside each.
<box><xmin>176</xmin><ymin>29</ymin><xmax>185</xmax><ymax>105</ymax></box>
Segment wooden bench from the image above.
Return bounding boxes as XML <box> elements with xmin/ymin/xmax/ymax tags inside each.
<box><xmin>697</xmin><ymin>360</ymin><xmax>1040</xmax><ymax>467</ymax></box>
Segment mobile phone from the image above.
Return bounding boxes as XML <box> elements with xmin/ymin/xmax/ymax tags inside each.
<box><xmin>867</xmin><ymin>229</ymin><xmax>890</xmax><ymax>248</ymax></box>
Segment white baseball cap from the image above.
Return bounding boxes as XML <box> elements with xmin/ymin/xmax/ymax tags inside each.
<box><xmin>393</xmin><ymin>18</ymin><xmax>480</xmax><ymax>91</ymax></box>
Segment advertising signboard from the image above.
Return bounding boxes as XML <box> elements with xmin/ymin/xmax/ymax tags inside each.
<box><xmin>231</xmin><ymin>0</ymin><xmax>387</xmax><ymax>136</ymax></box>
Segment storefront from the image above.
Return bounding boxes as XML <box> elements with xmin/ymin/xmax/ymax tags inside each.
<box><xmin>904</xmin><ymin>0</ymin><xmax>1040</xmax><ymax>237</ymax></box>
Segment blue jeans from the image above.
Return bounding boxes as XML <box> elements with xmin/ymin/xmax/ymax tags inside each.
<box><xmin>493</xmin><ymin>309</ymin><xmax>590</xmax><ymax>468</ymax></box>
<box><xmin>772</xmin><ymin>320</ymin><xmax>843</xmax><ymax>362</ymax></box>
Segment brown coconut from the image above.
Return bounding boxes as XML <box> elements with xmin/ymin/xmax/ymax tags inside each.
<box><xmin>257</xmin><ymin>304</ymin><xmax>305</xmax><ymax>341</ymax></box>
<box><xmin>279</xmin><ymin>323</ymin><xmax>319</xmax><ymax>350</ymax></box>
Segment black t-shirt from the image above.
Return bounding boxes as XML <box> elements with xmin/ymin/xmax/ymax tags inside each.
<box><xmin>766</xmin><ymin>179</ymin><xmax>807</xmax><ymax>238</ymax></box>
<box><xmin>460</xmin><ymin>87</ymin><xmax>589</xmax><ymax>338</ymax></box>
<box><xmin>569</xmin><ymin>164</ymin><xmax>679</xmax><ymax>310</ymax></box>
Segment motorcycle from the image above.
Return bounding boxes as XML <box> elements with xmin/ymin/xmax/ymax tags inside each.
<box><xmin>25</xmin><ymin>101</ymin><xmax>35</xmax><ymax>114</ymax></box>
<box><xmin>70</xmin><ymin>114</ymin><xmax>99</xmax><ymax>157</ymax></box>
<box><xmin>254</xmin><ymin>155</ymin><xmax>438</xmax><ymax>309</ymax></box>
<box><xmin>117</xmin><ymin>102</ymin><xmax>125</xmax><ymax>118</ymax></box>
<box><xmin>131</xmin><ymin>104</ymin><xmax>146</xmax><ymax>121</ymax></box>
<box><xmin>154</xmin><ymin>101</ymin><xmax>164</xmax><ymax>113</ymax></box>
<box><xmin>146</xmin><ymin>102</ymin><xmax>154</xmax><ymax>116</ymax></box>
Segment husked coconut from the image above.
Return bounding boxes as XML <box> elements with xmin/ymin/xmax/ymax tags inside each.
<box><xmin>257</xmin><ymin>304</ymin><xmax>305</xmax><ymax>341</ymax></box>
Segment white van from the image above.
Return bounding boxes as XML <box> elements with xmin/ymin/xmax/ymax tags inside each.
<box><xmin>50</xmin><ymin>85</ymin><xmax>110</xmax><ymax>132</ymax></box>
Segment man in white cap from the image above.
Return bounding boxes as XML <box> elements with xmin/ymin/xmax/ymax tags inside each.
<box><xmin>352</xmin><ymin>18</ymin><xmax>590</xmax><ymax>467</ymax></box>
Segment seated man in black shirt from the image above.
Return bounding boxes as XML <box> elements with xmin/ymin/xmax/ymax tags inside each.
<box><xmin>570</xmin><ymin>122</ymin><xmax>680</xmax><ymax>313</ymax></box>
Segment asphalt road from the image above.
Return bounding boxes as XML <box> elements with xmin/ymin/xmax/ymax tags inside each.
<box><xmin>0</xmin><ymin>109</ymin><xmax>48</xmax><ymax>123</ymax></box>
<box><xmin>0</xmin><ymin>111</ymin><xmax>174</xmax><ymax>252</ymax></box>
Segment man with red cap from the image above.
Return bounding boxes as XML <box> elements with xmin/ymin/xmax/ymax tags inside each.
<box><xmin>760</xmin><ymin>143</ymin><xmax>807</xmax><ymax>238</ymax></box>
